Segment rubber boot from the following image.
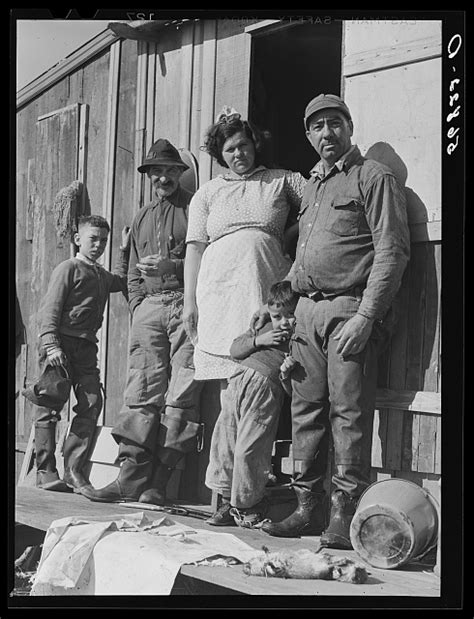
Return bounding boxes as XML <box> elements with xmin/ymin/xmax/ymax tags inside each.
<box><xmin>62</xmin><ymin>416</ymin><xmax>97</xmax><ymax>494</ymax></box>
<box><xmin>261</xmin><ymin>486</ymin><xmax>326</xmax><ymax>537</ymax></box>
<box><xmin>138</xmin><ymin>462</ymin><xmax>175</xmax><ymax>506</ymax></box>
<box><xmin>82</xmin><ymin>440</ymin><xmax>152</xmax><ymax>502</ymax></box>
<box><xmin>320</xmin><ymin>489</ymin><xmax>358</xmax><ymax>549</ymax></box>
<box><xmin>34</xmin><ymin>422</ymin><xmax>71</xmax><ymax>492</ymax></box>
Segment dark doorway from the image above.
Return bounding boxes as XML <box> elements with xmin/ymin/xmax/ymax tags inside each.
<box><xmin>248</xmin><ymin>22</ymin><xmax>342</xmax><ymax>453</ymax></box>
<box><xmin>249</xmin><ymin>21</ymin><xmax>342</xmax><ymax>177</ymax></box>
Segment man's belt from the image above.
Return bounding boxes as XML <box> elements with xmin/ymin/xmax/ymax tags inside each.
<box><xmin>305</xmin><ymin>285</ymin><xmax>365</xmax><ymax>302</ymax></box>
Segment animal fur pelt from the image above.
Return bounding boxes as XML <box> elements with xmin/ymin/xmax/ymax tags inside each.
<box><xmin>243</xmin><ymin>547</ymin><xmax>369</xmax><ymax>584</ymax></box>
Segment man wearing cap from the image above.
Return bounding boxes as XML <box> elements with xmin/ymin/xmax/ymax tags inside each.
<box><xmin>258</xmin><ymin>95</ymin><xmax>410</xmax><ymax>547</ymax></box>
<box><xmin>84</xmin><ymin>139</ymin><xmax>203</xmax><ymax>505</ymax></box>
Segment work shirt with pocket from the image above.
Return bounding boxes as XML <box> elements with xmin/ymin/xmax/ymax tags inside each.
<box><xmin>127</xmin><ymin>185</ymin><xmax>193</xmax><ymax>314</ymax></box>
<box><xmin>291</xmin><ymin>145</ymin><xmax>410</xmax><ymax>321</ymax></box>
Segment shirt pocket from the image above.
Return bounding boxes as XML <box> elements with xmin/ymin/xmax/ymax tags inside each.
<box><xmin>325</xmin><ymin>194</ymin><xmax>363</xmax><ymax>236</ymax></box>
<box><xmin>137</xmin><ymin>239</ymin><xmax>149</xmax><ymax>256</ymax></box>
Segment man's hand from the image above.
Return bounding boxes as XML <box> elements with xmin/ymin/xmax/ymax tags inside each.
<box><xmin>255</xmin><ymin>329</ymin><xmax>290</xmax><ymax>347</ymax></box>
<box><xmin>280</xmin><ymin>353</ymin><xmax>297</xmax><ymax>378</ymax></box>
<box><xmin>333</xmin><ymin>313</ymin><xmax>374</xmax><ymax>357</ymax></box>
<box><xmin>250</xmin><ymin>304</ymin><xmax>270</xmax><ymax>334</ymax></box>
<box><xmin>137</xmin><ymin>254</ymin><xmax>176</xmax><ymax>277</ymax></box>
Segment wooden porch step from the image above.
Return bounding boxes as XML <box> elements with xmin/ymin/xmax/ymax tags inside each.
<box><xmin>14</xmin><ymin>486</ymin><xmax>439</xmax><ymax>597</ymax></box>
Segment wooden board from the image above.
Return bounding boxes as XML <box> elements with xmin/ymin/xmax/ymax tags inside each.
<box><xmin>14</xmin><ymin>486</ymin><xmax>439</xmax><ymax>597</ymax></box>
<box><xmin>102</xmin><ymin>37</ymin><xmax>138</xmax><ymax>426</ymax></box>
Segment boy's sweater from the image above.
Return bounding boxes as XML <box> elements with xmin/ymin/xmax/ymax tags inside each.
<box><xmin>39</xmin><ymin>252</ymin><xmax>128</xmax><ymax>348</ymax></box>
<box><xmin>230</xmin><ymin>322</ymin><xmax>292</xmax><ymax>393</ymax></box>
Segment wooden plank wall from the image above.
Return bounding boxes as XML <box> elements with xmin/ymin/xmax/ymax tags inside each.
<box><xmin>342</xmin><ymin>20</ymin><xmax>442</xmax><ymax>504</ymax></box>
<box><xmin>16</xmin><ymin>19</ymin><xmax>443</xmax><ymax>508</ymax></box>
<box><xmin>15</xmin><ymin>40</ymin><xmax>138</xmax><ymax>480</ymax></box>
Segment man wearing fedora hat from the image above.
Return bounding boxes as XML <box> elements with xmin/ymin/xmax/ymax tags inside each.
<box><xmin>84</xmin><ymin>139</ymin><xmax>202</xmax><ymax>505</ymax></box>
<box><xmin>253</xmin><ymin>95</ymin><xmax>410</xmax><ymax>548</ymax></box>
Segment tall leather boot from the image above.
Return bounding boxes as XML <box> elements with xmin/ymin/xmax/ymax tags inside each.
<box><xmin>34</xmin><ymin>421</ymin><xmax>70</xmax><ymax>492</ymax></box>
<box><xmin>138</xmin><ymin>462</ymin><xmax>176</xmax><ymax>506</ymax></box>
<box><xmin>138</xmin><ymin>445</ymin><xmax>184</xmax><ymax>505</ymax></box>
<box><xmin>320</xmin><ymin>489</ymin><xmax>358</xmax><ymax>549</ymax></box>
<box><xmin>261</xmin><ymin>486</ymin><xmax>326</xmax><ymax>538</ymax></box>
<box><xmin>62</xmin><ymin>416</ymin><xmax>97</xmax><ymax>494</ymax></box>
<box><xmin>81</xmin><ymin>440</ymin><xmax>152</xmax><ymax>503</ymax></box>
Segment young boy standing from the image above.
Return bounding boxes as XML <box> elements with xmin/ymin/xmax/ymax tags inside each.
<box><xmin>205</xmin><ymin>281</ymin><xmax>299</xmax><ymax>529</ymax></box>
<box><xmin>32</xmin><ymin>215</ymin><xmax>129</xmax><ymax>494</ymax></box>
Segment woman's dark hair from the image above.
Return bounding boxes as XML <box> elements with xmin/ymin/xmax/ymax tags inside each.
<box><xmin>267</xmin><ymin>281</ymin><xmax>299</xmax><ymax>311</ymax></box>
<box><xmin>201</xmin><ymin>117</ymin><xmax>272</xmax><ymax>168</ymax></box>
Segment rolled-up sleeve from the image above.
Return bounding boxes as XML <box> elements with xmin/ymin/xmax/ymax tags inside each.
<box><xmin>358</xmin><ymin>174</ymin><xmax>411</xmax><ymax>320</ymax></box>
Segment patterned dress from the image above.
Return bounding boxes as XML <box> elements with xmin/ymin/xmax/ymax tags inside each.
<box><xmin>186</xmin><ymin>166</ymin><xmax>307</xmax><ymax>380</ymax></box>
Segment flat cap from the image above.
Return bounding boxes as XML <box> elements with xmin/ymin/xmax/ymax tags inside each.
<box><xmin>304</xmin><ymin>94</ymin><xmax>352</xmax><ymax>129</ymax></box>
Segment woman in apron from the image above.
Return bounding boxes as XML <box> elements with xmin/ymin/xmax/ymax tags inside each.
<box><xmin>183</xmin><ymin>107</ymin><xmax>306</xmax><ymax>380</ymax></box>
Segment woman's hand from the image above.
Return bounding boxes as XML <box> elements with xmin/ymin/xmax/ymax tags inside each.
<box><xmin>250</xmin><ymin>304</ymin><xmax>270</xmax><ymax>334</ymax></box>
<box><xmin>120</xmin><ymin>226</ymin><xmax>131</xmax><ymax>250</ymax></box>
<box><xmin>183</xmin><ymin>300</ymin><xmax>199</xmax><ymax>345</ymax></box>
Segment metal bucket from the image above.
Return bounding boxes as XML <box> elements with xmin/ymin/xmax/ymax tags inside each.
<box><xmin>350</xmin><ymin>478</ymin><xmax>439</xmax><ymax>569</ymax></box>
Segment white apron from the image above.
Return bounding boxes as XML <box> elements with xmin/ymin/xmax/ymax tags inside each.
<box><xmin>195</xmin><ymin>228</ymin><xmax>292</xmax><ymax>371</ymax></box>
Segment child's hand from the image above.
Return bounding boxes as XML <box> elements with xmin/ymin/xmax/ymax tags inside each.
<box><xmin>120</xmin><ymin>226</ymin><xmax>131</xmax><ymax>250</ymax></box>
<box><xmin>255</xmin><ymin>329</ymin><xmax>290</xmax><ymax>347</ymax></box>
<box><xmin>280</xmin><ymin>354</ymin><xmax>297</xmax><ymax>376</ymax></box>
<box><xmin>46</xmin><ymin>346</ymin><xmax>68</xmax><ymax>367</ymax></box>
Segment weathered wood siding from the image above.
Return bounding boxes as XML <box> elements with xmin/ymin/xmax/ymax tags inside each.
<box><xmin>15</xmin><ymin>38</ymin><xmax>138</xmax><ymax>480</ymax></box>
<box><xmin>16</xmin><ymin>20</ymin><xmax>442</xmax><ymax>508</ymax></box>
<box><xmin>342</xmin><ymin>20</ymin><xmax>442</xmax><ymax>504</ymax></box>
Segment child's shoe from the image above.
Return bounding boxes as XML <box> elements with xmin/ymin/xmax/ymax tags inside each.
<box><xmin>206</xmin><ymin>497</ymin><xmax>235</xmax><ymax>526</ymax></box>
<box><xmin>230</xmin><ymin>497</ymin><xmax>270</xmax><ymax>529</ymax></box>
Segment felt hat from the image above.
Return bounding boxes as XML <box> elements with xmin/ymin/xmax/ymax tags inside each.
<box><xmin>304</xmin><ymin>94</ymin><xmax>352</xmax><ymax>129</ymax></box>
<box><xmin>22</xmin><ymin>365</ymin><xmax>72</xmax><ymax>411</ymax></box>
<box><xmin>137</xmin><ymin>139</ymin><xmax>189</xmax><ymax>173</ymax></box>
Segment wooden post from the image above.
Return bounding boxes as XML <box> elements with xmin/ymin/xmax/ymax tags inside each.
<box><xmin>198</xmin><ymin>20</ymin><xmax>217</xmax><ymax>186</ymax></box>
<box><xmin>179</xmin><ymin>21</ymin><xmax>195</xmax><ymax>150</ymax></box>
<box><xmin>97</xmin><ymin>39</ymin><xmax>121</xmax><ymax>424</ymax></box>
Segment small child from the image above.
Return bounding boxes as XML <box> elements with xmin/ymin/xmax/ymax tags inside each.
<box><xmin>205</xmin><ymin>281</ymin><xmax>299</xmax><ymax>529</ymax></box>
<box><xmin>32</xmin><ymin>215</ymin><xmax>130</xmax><ymax>494</ymax></box>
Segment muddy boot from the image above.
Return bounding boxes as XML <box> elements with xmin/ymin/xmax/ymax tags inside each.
<box><xmin>320</xmin><ymin>489</ymin><xmax>358</xmax><ymax>549</ymax></box>
<box><xmin>206</xmin><ymin>496</ymin><xmax>235</xmax><ymax>527</ymax></box>
<box><xmin>34</xmin><ymin>421</ymin><xmax>71</xmax><ymax>492</ymax></box>
<box><xmin>62</xmin><ymin>416</ymin><xmax>97</xmax><ymax>494</ymax></box>
<box><xmin>261</xmin><ymin>486</ymin><xmax>326</xmax><ymax>537</ymax></box>
<box><xmin>82</xmin><ymin>440</ymin><xmax>152</xmax><ymax>502</ymax></box>
<box><xmin>138</xmin><ymin>462</ymin><xmax>176</xmax><ymax>506</ymax></box>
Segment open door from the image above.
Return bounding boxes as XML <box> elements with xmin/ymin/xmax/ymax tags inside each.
<box><xmin>248</xmin><ymin>21</ymin><xmax>342</xmax><ymax>176</ymax></box>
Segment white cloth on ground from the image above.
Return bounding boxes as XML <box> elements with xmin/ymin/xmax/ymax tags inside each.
<box><xmin>30</xmin><ymin>512</ymin><xmax>258</xmax><ymax>596</ymax></box>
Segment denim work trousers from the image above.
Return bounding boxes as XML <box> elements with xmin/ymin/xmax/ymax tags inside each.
<box><xmin>205</xmin><ymin>367</ymin><xmax>284</xmax><ymax>509</ymax></box>
<box><xmin>112</xmin><ymin>293</ymin><xmax>202</xmax><ymax>465</ymax></box>
<box><xmin>290</xmin><ymin>294</ymin><xmax>389</xmax><ymax>497</ymax></box>
<box><xmin>34</xmin><ymin>335</ymin><xmax>102</xmax><ymax>429</ymax></box>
